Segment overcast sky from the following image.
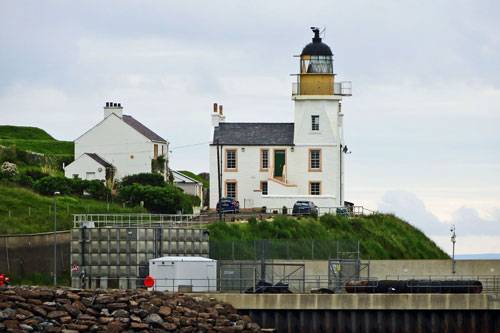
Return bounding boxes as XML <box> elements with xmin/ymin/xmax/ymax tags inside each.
<box><xmin>1</xmin><ymin>1</ymin><xmax>499</xmax><ymax>256</ymax></box>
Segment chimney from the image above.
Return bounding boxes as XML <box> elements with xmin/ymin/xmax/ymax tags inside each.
<box><xmin>104</xmin><ymin>101</ymin><xmax>123</xmax><ymax>119</ymax></box>
<box><xmin>211</xmin><ymin>102</ymin><xmax>225</xmax><ymax>127</ymax></box>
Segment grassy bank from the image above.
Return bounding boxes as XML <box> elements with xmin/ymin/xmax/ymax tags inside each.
<box><xmin>207</xmin><ymin>214</ymin><xmax>449</xmax><ymax>260</ymax></box>
<box><xmin>0</xmin><ymin>125</ymin><xmax>74</xmax><ymax>156</ymax></box>
<box><xmin>0</xmin><ymin>183</ymin><xmax>146</xmax><ymax>234</ymax></box>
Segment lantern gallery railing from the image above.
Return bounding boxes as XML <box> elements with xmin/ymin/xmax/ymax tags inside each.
<box><xmin>292</xmin><ymin>81</ymin><xmax>352</xmax><ymax>96</ymax></box>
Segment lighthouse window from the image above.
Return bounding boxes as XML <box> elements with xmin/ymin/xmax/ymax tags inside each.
<box><xmin>307</xmin><ymin>55</ymin><xmax>333</xmax><ymax>74</ymax></box>
<box><xmin>311</xmin><ymin>115</ymin><xmax>319</xmax><ymax>131</ymax></box>
<box><xmin>309</xmin><ymin>149</ymin><xmax>321</xmax><ymax>170</ymax></box>
<box><xmin>261</xmin><ymin>149</ymin><xmax>269</xmax><ymax>170</ymax></box>
<box><xmin>225</xmin><ymin>149</ymin><xmax>237</xmax><ymax>170</ymax></box>
<box><xmin>310</xmin><ymin>182</ymin><xmax>321</xmax><ymax>195</ymax></box>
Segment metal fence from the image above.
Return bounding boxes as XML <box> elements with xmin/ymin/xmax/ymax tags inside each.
<box><xmin>209</xmin><ymin>239</ymin><xmax>360</xmax><ymax>261</ymax></box>
<box><xmin>73</xmin><ymin>213</ymin><xmax>208</xmax><ymax>228</ymax></box>
<box><xmin>260</xmin><ymin>206</ymin><xmax>375</xmax><ymax>217</ymax></box>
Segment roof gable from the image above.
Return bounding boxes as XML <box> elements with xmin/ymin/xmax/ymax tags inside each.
<box><xmin>122</xmin><ymin>115</ymin><xmax>166</xmax><ymax>143</ymax></box>
<box><xmin>85</xmin><ymin>153</ymin><xmax>112</xmax><ymax>167</ymax></box>
<box><xmin>212</xmin><ymin>122</ymin><xmax>294</xmax><ymax>145</ymax></box>
<box><xmin>75</xmin><ymin>113</ymin><xmax>167</xmax><ymax>143</ymax></box>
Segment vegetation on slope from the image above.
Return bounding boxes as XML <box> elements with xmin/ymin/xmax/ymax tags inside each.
<box><xmin>0</xmin><ymin>183</ymin><xmax>146</xmax><ymax>234</ymax></box>
<box><xmin>0</xmin><ymin>125</ymin><xmax>73</xmax><ymax>156</ymax></box>
<box><xmin>178</xmin><ymin>170</ymin><xmax>209</xmax><ymax>189</ymax></box>
<box><xmin>208</xmin><ymin>214</ymin><xmax>449</xmax><ymax>260</ymax></box>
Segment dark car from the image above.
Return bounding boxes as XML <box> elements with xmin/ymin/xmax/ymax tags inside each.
<box><xmin>216</xmin><ymin>197</ymin><xmax>240</xmax><ymax>213</ymax></box>
<box><xmin>292</xmin><ymin>201</ymin><xmax>318</xmax><ymax>216</ymax></box>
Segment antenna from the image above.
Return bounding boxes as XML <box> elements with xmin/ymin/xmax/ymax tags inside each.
<box><xmin>320</xmin><ymin>27</ymin><xmax>326</xmax><ymax>39</ymax></box>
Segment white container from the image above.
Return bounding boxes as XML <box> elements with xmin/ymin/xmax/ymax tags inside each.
<box><xmin>148</xmin><ymin>256</ymin><xmax>217</xmax><ymax>292</ymax></box>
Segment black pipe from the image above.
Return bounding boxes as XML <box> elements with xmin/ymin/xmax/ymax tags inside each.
<box><xmin>345</xmin><ymin>280</ymin><xmax>483</xmax><ymax>294</ymax></box>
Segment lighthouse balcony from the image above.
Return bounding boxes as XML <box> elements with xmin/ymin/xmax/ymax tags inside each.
<box><xmin>292</xmin><ymin>81</ymin><xmax>352</xmax><ymax>96</ymax></box>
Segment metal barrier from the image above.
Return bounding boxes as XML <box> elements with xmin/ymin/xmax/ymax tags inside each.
<box><xmin>73</xmin><ymin>213</ymin><xmax>208</xmax><ymax>228</ymax></box>
<box><xmin>210</xmin><ymin>239</ymin><xmax>360</xmax><ymax>261</ymax></box>
<box><xmin>261</xmin><ymin>206</ymin><xmax>375</xmax><ymax>217</ymax></box>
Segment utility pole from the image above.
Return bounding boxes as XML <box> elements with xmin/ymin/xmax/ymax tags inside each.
<box><xmin>216</xmin><ymin>139</ymin><xmax>223</xmax><ymax>221</ymax></box>
<box><xmin>451</xmin><ymin>224</ymin><xmax>456</xmax><ymax>274</ymax></box>
<box><xmin>53</xmin><ymin>191</ymin><xmax>60</xmax><ymax>287</ymax></box>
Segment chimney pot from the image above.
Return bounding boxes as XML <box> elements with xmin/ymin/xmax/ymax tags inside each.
<box><xmin>219</xmin><ymin>105</ymin><xmax>223</xmax><ymax>115</ymax></box>
<box><xmin>106</xmin><ymin>102</ymin><xmax>109</xmax><ymax>107</ymax></box>
<box><xmin>118</xmin><ymin>103</ymin><xmax>121</xmax><ymax>107</ymax></box>
<box><xmin>213</xmin><ymin>103</ymin><xmax>218</xmax><ymax>113</ymax></box>
<box><xmin>114</xmin><ymin>103</ymin><xmax>117</xmax><ymax>107</ymax></box>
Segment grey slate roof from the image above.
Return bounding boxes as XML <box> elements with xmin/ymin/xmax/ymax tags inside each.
<box><xmin>122</xmin><ymin>115</ymin><xmax>167</xmax><ymax>143</ymax></box>
<box><xmin>85</xmin><ymin>153</ymin><xmax>112</xmax><ymax>167</ymax></box>
<box><xmin>212</xmin><ymin>122</ymin><xmax>294</xmax><ymax>145</ymax></box>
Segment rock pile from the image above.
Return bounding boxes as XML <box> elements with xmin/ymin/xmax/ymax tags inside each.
<box><xmin>0</xmin><ymin>286</ymin><xmax>261</xmax><ymax>332</ymax></box>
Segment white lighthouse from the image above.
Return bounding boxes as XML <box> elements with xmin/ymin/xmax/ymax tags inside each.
<box><xmin>209</xmin><ymin>28</ymin><xmax>352</xmax><ymax>211</ymax></box>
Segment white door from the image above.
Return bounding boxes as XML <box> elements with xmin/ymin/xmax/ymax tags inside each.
<box><xmin>157</xmin><ymin>264</ymin><xmax>174</xmax><ymax>291</ymax></box>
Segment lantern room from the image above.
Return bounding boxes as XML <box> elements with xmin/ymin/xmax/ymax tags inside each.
<box><xmin>292</xmin><ymin>27</ymin><xmax>351</xmax><ymax>96</ymax></box>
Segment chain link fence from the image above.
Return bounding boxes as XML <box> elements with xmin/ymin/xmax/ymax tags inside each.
<box><xmin>209</xmin><ymin>239</ymin><xmax>360</xmax><ymax>261</ymax></box>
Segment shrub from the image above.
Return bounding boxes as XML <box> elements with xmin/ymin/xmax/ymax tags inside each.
<box><xmin>248</xmin><ymin>217</ymin><xmax>257</xmax><ymax>226</ymax></box>
<box><xmin>34</xmin><ymin>176</ymin><xmax>68</xmax><ymax>195</ymax></box>
<box><xmin>82</xmin><ymin>180</ymin><xmax>109</xmax><ymax>200</ymax></box>
<box><xmin>1</xmin><ymin>161</ymin><xmax>19</xmax><ymax>178</ymax></box>
<box><xmin>117</xmin><ymin>183</ymin><xmax>193</xmax><ymax>214</ymax></box>
<box><xmin>121</xmin><ymin>173</ymin><xmax>166</xmax><ymax>187</ymax></box>
<box><xmin>23</xmin><ymin>169</ymin><xmax>49</xmax><ymax>182</ymax></box>
<box><xmin>18</xmin><ymin>174</ymin><xmax>34</xmax><ymax>188</ymax></box>
<box><xmin>187</xmin><ymin>194</ymin><xmax>201</xmax><ymax>207</ymax></box>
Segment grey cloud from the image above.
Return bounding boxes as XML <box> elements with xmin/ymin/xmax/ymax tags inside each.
<box><xmin>378</xmin><ymin>190</ymin><xmax>500</xmax><ymax>237</ymax></box>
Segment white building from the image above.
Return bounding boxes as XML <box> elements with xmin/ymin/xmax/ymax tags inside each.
<box><xmin>172</xmin><ymin>170</ymin><xmax>204</xmax><ymax>210</ymax></box>
<box><xmin>209</xmin><ymin>28</ymin><xmax>352</xmax><ymax>211</ymax></box>
<box><xmin>65</xmin><ymin>102</ymin><xmax>169</xmax><ymax>182</ymax></box>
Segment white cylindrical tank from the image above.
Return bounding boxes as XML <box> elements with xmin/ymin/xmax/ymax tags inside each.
<box><xmin>148</xmin><ymin>256</ymin><xmax>217</xmax><ymax>292</ymax></box>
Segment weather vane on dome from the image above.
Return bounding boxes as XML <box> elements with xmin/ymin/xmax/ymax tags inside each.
<box><xmin>310</xmin><ymin>27</ymin><xmax>326</xmax><ymax>41</ymax></box>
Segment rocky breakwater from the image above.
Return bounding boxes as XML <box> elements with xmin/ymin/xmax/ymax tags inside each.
<box><xmin>0</xmin><ymin>287</ymin><xmax>261</xmax><ymax>332</ymax></box>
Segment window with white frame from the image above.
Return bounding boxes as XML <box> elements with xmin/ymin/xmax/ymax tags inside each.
<box><xmin>261</xmin><ymin>149</ymin><xmax>269</xmax><ymax>170</ymax></box>
<box><xmin>226</xmin><ymin>150</ymin><xmax>236</xmax><ymax>169</ymax></box>
<box><xmin>261</xmin><ymin>181</ymin><xmax>268</xmax><ymax>195</ymax></box>
<box><xmin>310</xmin><ymin>182</ymin><xmax>321</xmax><ymax>195</ymax></box>
<box><xmin>226</xmin><ymin>182</ymin><xmax>236</xmax><ymax>198</ymax></box>
<box><xmin>310</xmin><ymin>150</ymin><xmax>321</xmax><ymax>170</ymax></box>
<box><xmin>311</xmin><ymin>115</ymin><xmax>319</xmax><ymax>131</ymax></box>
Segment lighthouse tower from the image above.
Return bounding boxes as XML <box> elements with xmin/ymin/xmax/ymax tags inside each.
<box><xmin>292</xmin><ymin>27</ymin><xmax>352</xmax><ymax>206</ymax></box>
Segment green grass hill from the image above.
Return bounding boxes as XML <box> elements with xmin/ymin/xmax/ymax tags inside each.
<box><xmin>178</xmin><ymin>170</ymin><xmax>209</xmax><ymax>188</ymax></box>
<box><xmin>0</xmin><ymin>125</ymin><xmax>73</xmax><ymax>156</ymax></box>
<box><xmin>208</xmin><ymin>214</ymin><xmax>449</xmax><ymax>260</ymax></box>
<box><xmin>0</xmin><ymin>183</ymin><xmax>146</xmax><ymax>234</ymax></box>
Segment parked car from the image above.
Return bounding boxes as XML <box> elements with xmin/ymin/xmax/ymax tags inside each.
<box><xmin>216</xmin><ymin>197</ymin><xmax>240</xmax><ymax>213</ymax></box>
<box><xmin>292</xmin><ymin>201</ymin><xmax>318</xmax><ymax>216</ymax></box>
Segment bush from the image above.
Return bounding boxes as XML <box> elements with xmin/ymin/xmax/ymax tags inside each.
<box><xmin>117</xmin><ymin>183</ymin><xmax>193</xmax><ymax>214</ymax></box>
<box><xmin>187</xmin><ymin>194</ymin><xmax>201</xmax><ymax>207</ymax></box>
<box><xmin>1</xmin><ymin>161</ymin><xmax>19</xmax><ymax>178</ymax></box>
<box><xmin>248</xmin><ymin>217</ymin><xmax>257</xmax><ymax>226</ymax></box>
<box><xmin>121</xmin><ymin>173</ymin><xmax>166</xmax><ymax>187</ymax></box>
<box><xmin>82</xmin><ymin>180</ymin><xmax>109</xmax><ymax>200</ymax></box>
<box><xmin>18</xmin><ymin>174</ymin><xmax>34</xmax><ymax>188</ymax></box>
<box><xmin>23</xmin><ymin>169</ymin><xmax>49</xmax><ymax>182</ymax></box>
<box><xmin>34</xmin><ymin>176</ymin><xmax>68</xmax><ymax>195</ymax></box>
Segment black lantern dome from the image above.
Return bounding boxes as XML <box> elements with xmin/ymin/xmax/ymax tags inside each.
<box><xmin>300</xmin><ymin>27</ymin><xmax>333</xmax><ymax>56</ymax></box>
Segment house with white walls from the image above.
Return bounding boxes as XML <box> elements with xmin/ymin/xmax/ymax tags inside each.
<box><xmin>64</xmin><ymin>102</ymin><xmax>169</xmax><ymax>182</ymax></box>
<box><xmin>172</xmin><ymin>170</ymin><xmax>204</xmax><ymax>207</ymax></box>
<box><xmin>209</xmin><ymin>28</ymin><xmax>352</xmax><ymax>211</ymax></box>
